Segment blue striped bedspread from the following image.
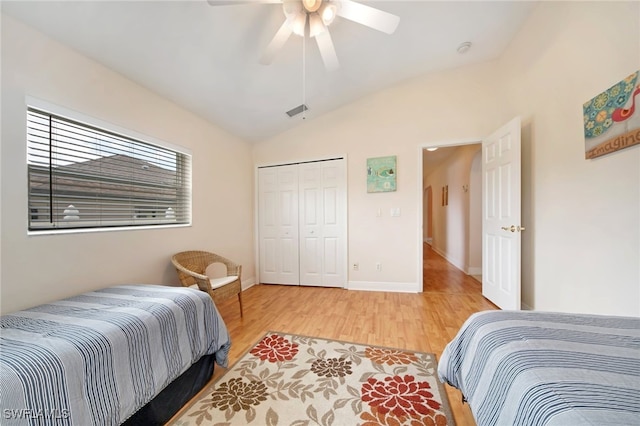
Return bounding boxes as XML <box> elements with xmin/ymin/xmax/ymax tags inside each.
<box><xmin>437</xmin><ymin>310</ymin><xmax>640</xmax><ymax>425</ymax></box>
<box><xmin>0</xmin><ymin>284</ymin><xmax>231</xmax><ymax>425</ymax></box>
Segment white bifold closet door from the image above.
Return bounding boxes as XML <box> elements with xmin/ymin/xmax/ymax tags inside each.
<box><xmin>258</xmin><ymin>159</ymin><xmax>346</xmax><ymax>288</ymax></box>
<box><xmin>259</xmin><ymin>164</ymin><xmax>300</xmax><ymax>285</ymax></box>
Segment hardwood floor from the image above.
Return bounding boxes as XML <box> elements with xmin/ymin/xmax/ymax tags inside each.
<box><xmin>173</xmin><ymin>244</ymin><xmax>497</xmax><ymax>425</ymax></box>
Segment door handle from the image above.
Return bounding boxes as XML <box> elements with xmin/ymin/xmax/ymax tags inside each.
<box><xmin>501</xmin><ymin>225</ymin><xmax>526</xmax><ymax>232</ymax></box>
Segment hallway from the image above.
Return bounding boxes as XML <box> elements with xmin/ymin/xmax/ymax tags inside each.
<box><xmin>423</xmin><ymin>243</ymin><xmax>487</xmax><ymax>295</ymax></box>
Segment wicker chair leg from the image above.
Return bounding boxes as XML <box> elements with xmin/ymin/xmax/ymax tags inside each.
<box><xmin>238</xmin><ymin>292</ymin><xmax>243</xmax><ymax>318</ymax></box>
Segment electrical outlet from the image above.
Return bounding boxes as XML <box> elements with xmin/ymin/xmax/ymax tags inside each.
<box><xmin>353</xmin><ymin>263</ymin><xmax>359</xmax><ymax>271</ymax></box>
<box><xmin>376</xmin><ymin>263</ymin><xmax>382</xmax><ymax>271</ymax></box>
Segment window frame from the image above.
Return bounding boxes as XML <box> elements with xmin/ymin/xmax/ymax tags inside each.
<box><xmin>26</xmin><ymin>98</ymin><xmax>192</xmax><ymax>235</ymax></box>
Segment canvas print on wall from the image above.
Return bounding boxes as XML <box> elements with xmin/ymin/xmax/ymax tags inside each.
<box><xmin>583</xmin><ymin>70</ymin><xmax>640</xmax><ymax>159</ymax></box>
<box><xmin>367</xmin><ymin>155</ymin><xmax>396</xmax><ymax>193</ymax></box>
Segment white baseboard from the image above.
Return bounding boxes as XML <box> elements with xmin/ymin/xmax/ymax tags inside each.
<box><xmin>242</xmin><ymin>277</ymin><xmax>257</xmax><ymax>291</ymax></box>
<box><xmin>249</xmin><ymin>280</ymin><xmax>418</xmax><ymax>293</ymax></box>
<box><xmin>347</xmin><ymin>280</ymin><xmax>419</xmax><ymax>293</ymax></box>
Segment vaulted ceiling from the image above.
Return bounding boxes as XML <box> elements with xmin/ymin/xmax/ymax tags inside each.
<box><xmin>2</xmin><ymin>1</ymin><xmax>537</xmax><ymax>142</ymax></box>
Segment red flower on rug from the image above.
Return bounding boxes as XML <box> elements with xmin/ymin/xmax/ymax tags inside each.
<box><xmin>361</xmin><ymin>374</ymin><xmax>442</xmax><ymax>418</ymax></box>
<box><xmin>365</xmin><ymin>347</ymin><xmax>419</xmax><ymax>365</ymax></box>
<box><xmin>360</xmin><ymin>405</ymin><xmax>449</xmax><ymax>426</ymax></box>
<box><xmin>250</xmin><ymin>334</ymin><xmax>299</xmax><ymax>362</ymax></box>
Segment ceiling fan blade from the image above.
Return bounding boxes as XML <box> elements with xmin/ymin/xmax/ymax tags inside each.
<box><xmin>315</xmin><ymin>30</ymin><xmax>339</xmax><ymax>71</ymax></box>
<box><xmin>336</xmin><ymin>0</ymin><xmax>400</xmax><ymax>34</ymax></box>
<box><xmin>259</xmin><ymin>20</ymin><xmax>293</xmax><ymax>65</ymax></box>
<box><xmin>206</xmin><ymin>0</ymin><xmax>281</xmax><ymax>5</ymax></box>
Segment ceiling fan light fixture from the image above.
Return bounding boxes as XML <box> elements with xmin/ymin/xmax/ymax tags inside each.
<box><xmin>309</xmin><ymin>13</ymin><xmax>327</xmax><ymax>37</ymax></box>
<box><xmin>320</xmin><ymin>3</ymin><xmax>337</xmax><ymax>26</ymax></box>
<box><xmin>249</xmin><ymin>0</ymin><xmax>400</xmax><ymax>69</ymax></box>
<box><xmin>289</xmin><ymin>12</ymin><xmax>307</xmax><ymax>36</ymax></box>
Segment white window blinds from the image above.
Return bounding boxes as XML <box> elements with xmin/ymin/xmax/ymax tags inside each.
<box><xmin>27</xmin><ymin>107</ymin><xmax>191</xmax><ymax>231</ymax></box>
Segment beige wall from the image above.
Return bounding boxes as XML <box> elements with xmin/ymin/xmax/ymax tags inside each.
<box><xmin>254</xmin><ymin>62</ymin><xmax>503</xmax><ymax>290</ymax></box>
<box><xmin>2</xmin><ymin>2</ymin><xmax>638</xmax><ymax>316</ymax></box>
<box><xmin>468</xmin><ymin>150</ymin><xmax>482</xmax><ymax>274</ymax></box>
<box><xmin>0</xmin><ymin>15</ymin><xmax>255</xmax><ymax>313</ymax></box>
<box><xmin>255</xmin><ymin>1</ymin><xmax>640</xmax><ymax>315</ymax></box>
<box><xmin>498</xmin><ymin>1</ymin><xmax>640</xmax><ymax>315</ymax></box>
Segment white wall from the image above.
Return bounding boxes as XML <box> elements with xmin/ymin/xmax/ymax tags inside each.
<box><xmin>498</xmin><ymin>1</ymin><xmax>640</xmax><ymax>315</ymax></box>
<box><xmin>0</xmin><ymin>15</ymin><xmax>255</xmax><ymax>313</ymax></box>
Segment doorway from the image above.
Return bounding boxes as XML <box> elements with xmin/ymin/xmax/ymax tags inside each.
<box><xmin>419</xmin><ymin>117</ymin><xmax>523</xmax><ymax>309</ymax></box>
<box><xmin>421</xmin><ymin>143</ymin><xmax>482</xmax><ymax>292</ymax></box>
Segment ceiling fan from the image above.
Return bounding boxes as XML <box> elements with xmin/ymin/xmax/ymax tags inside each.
<box><xmin>207</xmin><ymin>0</ymin><xmax>400</xmax><ymax>71</ymax></box>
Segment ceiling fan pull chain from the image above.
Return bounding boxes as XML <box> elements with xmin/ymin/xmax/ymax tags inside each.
<box><xmin>302</xmin><ymin>28</ymin><xmax>306</xmax><ymax>120</ymax></box>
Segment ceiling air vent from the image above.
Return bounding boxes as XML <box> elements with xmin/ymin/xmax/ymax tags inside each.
<box><xmin>286</xmin><ymin>104</ymin><xmax>308</xmax><ymax>118</ymax></box>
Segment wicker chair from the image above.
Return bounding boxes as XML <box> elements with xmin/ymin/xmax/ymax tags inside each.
<box><xmin>171</xmin><ymin>250</ymin><xmax>243</xmax><ymax>317</ymax></box>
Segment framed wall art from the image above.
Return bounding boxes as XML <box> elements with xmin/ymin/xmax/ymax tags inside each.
<box><xmin>367</xmin><ymin>155</ymin><xmax>396</xmax><ymax>193</ymax></box>
<box><xmin>441</xmin><ymin>185</ymin><xmax>448</xmax><ymax>206</ymax></box>
<box><xmin>583</xmin><ymin>70</ymin><xmax>640</xmax><ymax>159</ymax></box>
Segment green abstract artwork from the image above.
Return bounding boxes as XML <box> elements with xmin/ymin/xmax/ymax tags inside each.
<box><xmin>367</xmin><ymin>155</ymin><xmax>397</xmax><ymax>193</ymax></box>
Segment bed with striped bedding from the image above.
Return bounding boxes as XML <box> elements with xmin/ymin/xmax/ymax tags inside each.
<box><xmin>0</xmin><ymin>284</ymin><xmax>231</xmax><ymax>425</ymax></box>
<box><xmin>437</xmin><ymin>310</ymin><xmax>640</xmax><ymax>425</ymax></box>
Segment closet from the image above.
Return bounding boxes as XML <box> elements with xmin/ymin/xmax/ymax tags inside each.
<box><xmin>258</xmin><ymin>158</ymin><xmax>346</xmax><ymax>287</ymax></box>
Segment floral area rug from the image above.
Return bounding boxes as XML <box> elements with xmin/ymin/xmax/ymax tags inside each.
<box><xmin>172</xmin><ymin>332</ymin><xmax>455</xmax><ymax>426</ymax></box>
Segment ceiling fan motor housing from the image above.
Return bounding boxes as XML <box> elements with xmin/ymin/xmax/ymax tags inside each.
<box><xmin>262</xmin><ymin>0</ymin><xmax>399</xmax><ymax>70</ymax></box>
<box><xmin>302</xmin><ymin>0</ymin><xmax>322</xmax><ymax>13</ymax></box>
<box><xmin>284</xmin><ymin>0</ymin><xmax>338</xmax><ymax>30</ymax></box>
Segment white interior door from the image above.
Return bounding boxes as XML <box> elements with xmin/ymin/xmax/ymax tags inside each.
<box><xmin>482</xmin><ymin>117</ymin><xmax>522</xmax><ymax>310</ymax></box>
<box><xmin>299</xmin><ymin>159</ymin><xmax>346</xmax><ymax>287</ymax></box>
<box><xmin>258</xmin><ymin>165</ymin><xmax>299</xmax><ymax>285</ymax></box>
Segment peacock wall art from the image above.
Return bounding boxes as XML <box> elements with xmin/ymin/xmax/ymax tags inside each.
<box><xmin>583</xmin><ymin>70</ymin><xmax>640</xmax><ymax>159</ymax></box>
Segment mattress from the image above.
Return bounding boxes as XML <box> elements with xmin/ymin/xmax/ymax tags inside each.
<box><xmin>0</xmin><ymin>284</ymin><xmax>231</xmax><ymax>425</ymax></box>
<box><xmin>437</xmin><ymin>310</ymin><xmax>640</xmax><ymax>425</ymax></box>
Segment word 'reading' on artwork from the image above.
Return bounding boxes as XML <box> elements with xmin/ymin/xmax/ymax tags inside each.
<box><xmin>583</xmin><ymin>70</ymin><xmax>640</xmax><ymax>159</ymax></box>
<box><xmin>367</xmin><ymin>156</ymin><xmax>397</xmax><ymax>193</ymax></box>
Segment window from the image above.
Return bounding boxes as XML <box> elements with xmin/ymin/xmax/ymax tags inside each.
<box><xmin>27</xmin><ymin>107</ymin><xmax>191</xmax><ymax>232</ymax></box>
